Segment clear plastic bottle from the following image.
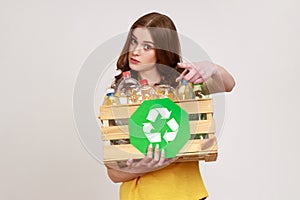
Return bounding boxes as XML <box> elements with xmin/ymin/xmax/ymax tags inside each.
<box><xmin>103</xmin><ymin>88</ymin><xmax>120</xmax><ymax>105</ymax></box>
<box><xmin>116</xmin><ymin>71</ymin><xmax>140</xmax><ymax>104</ymax></box>
<box><xmin>155</xmin><ymin>84</ymin><xmax>178</xmax><ymax>100</ymax></box>
<box><xmin>103</xmin><ymin>88</ymin><xmax>129</xmax><ymax>144</ymax></box>
<box><xmin>193</xmin><ymin>83</ymin><xmax>210</xmax><ymax>99</ymax></box>
<box><xmin>192</xmin><ymin>83</ymin><xmax>210</xmax><ymax>121</ymax></box>
<box><xmin>138</xmin><ymin>79</ymin><xmax>158</xmax><ymax>102</ymax></box>
<box><xmin>193</xmin><ymin>83</ymin><xmax>204</xmax><ymax>99</ymax></box>
<box><xmin>176</xmin><ymin>79</ymin><xmax>195</xmax><ymax>100</ymax></box>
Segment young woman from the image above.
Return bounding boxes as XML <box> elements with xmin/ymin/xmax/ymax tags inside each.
<box><xmin>107</xmin><ymin>12</ymin><xmax>235</xmax><ymax>200</ymax></box>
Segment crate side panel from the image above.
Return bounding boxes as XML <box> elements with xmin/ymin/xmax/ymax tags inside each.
<box><xmin>101</xmin><ymin>120</ymin><xmax>215</xmax><ymax>140</ymax></box>
<box><xmin>103</xmin><ymin>139</ymin><xmax>217</xmax><ymax>162</ymax></box>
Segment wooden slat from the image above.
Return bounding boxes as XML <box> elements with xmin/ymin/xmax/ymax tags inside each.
<box><xmin>104</xmin><ymin>152</ymin><xmax>218</xmax><ymax>166</ymax></box>
<box><xmin>101</xmin><ymin>119</ymin><xmax>215</xmax><ymax>140</ymax></box>
<box><xmin>176</xmin><ymin>99</ymin><xmax>213</xmax><ymax>114</ymax></box>
<box><xmin>99</xmin><ymin>98</ymin><xmax>213</xmax><ymax>120</ymax></box>
<box><xmin>102</xmin><ymin>132</ymin><xmax>215</xmax><ymax>141</ymax></box>
<box><xmin>204</xmin><ymin>153</ymin><xmax>218</xmax><ymax>162</ymax></box>
<box><xmin>102</xmin><ymin>120</ymin><xmax>109</xmax><ymax>127</ymax></box>
<box><xmin>206</xmin><ymin>113</ymin><xmax>213</xmax><ymax>120</ymax></box>
<box><xmin>176</xmin><ymin>153</ymin><xmax>218</xmax><ymax>162</ymax></box>
<box><xmin>103</xmin><ymin>138</ymin><xmax>217</xmax><ymax>161</ymax></box>
<box><xmin>180</xmin><ymin>138</ymin><xmax>218</xmax><ymax>153</ymax></box>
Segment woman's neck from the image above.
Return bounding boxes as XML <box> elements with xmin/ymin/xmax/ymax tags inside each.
<box><xmin>138</xmin><ymin>67</ymin><xmax>161</xmax><ymax>85</ymax></box>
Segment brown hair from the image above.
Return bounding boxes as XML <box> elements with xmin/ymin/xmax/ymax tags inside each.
<box><xmin>114</xmin><ymin>12</ymin><xmax>183</xmax><ymax>88</ymax></box>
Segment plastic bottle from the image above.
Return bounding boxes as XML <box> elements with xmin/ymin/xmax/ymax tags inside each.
<box><xmin>155</xmin><ymin>84</ymin><xmax>178</xmax><ymax>100</ymax></box>
<box><xmin>102</xmin><ymin>88</ymin><xmax>128</xmax><ymax>141</ymax></box>
<box><xmin>103</xmin><ymin>88</ymin><xmax>120</xmax><ymax>105</ymax></box>
<box><xmin>192</xmin><ymin>83</ymin><xmax>210</xmax><ymax>121</ymax></box>
<box><xmin>138</xmin><ymin>79</ymin><xmax>158</xmax><ymax>102</ymax></box>
<box><xmin>116</xmin><ymin>71</ymin><xmax>140</xmax><ymax>104</ymax></box>
<box><xmin>193</xmin><ymin>83</ymin><xmax>210</xmax><ymax>99</ymax></box>
<box><xmin>176</xmin><ymin>79</ymin><xmax>195</xmax><ymax>100</ymax></box>
<box><xmin>193</xmin><ymin>83</ymin><xmax>203</xmax><ymax>99</ymax></box>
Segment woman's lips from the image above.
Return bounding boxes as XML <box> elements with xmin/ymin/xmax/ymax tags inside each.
<box><xmin>130</xmin><ymin>58</ymin><xmax>140</xmax><ymax>64</ymax></box>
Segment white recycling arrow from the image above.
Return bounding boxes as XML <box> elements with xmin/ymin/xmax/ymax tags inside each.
<box><xmin>145</xmin><ymin>132</ymin><xmax>162</xmax><ymax>143</ymax></box>
<box><xmin>146</xmin><ymin>108</ymin><xmax>172</xmax><ymax>122</ymax></box>
<box><xmin>144</xmin><ymin>107</ymin><xmax>176</xmax><ymax>143</ymax></box>
<box><xmin>143</xmin><ymin>123</ymin><xmax>154</xmax><ymax>133</ymax></box>
<box><xmin>163</xmin><ymin>118</ymin><xmax>179</xmax><ymax>143</ymax></box>
<box><xmin>146</xmin><ymin>109</ymin><xmax>159</xmax><ymax>122</ymax></box>
<box><xmin>163</xmin><ymin>131</ymin><xmax>177</xmax><ymax>143</ymax></box>
<box><xmin>143</xmin><ymin>123</ymin><xmax>162</xmax><ymax>142</ymax></box>
<box><xmin>155</xmin><ymin>108</ymin><xmax>172</xmax><ymax>119</ymax></box>
<box><xmin>167</xmin><ymin>118</ymin><xmax>179</xmax><ymax>131</ymax></box>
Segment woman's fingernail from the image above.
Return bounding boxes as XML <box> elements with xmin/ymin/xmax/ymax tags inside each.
<box><xmin>155</xmin><ymin>144</ymin><xmax>159</xmax><ymax>149</ymax></box>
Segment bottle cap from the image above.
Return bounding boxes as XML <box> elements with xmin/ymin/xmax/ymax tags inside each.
<box><xmin>192</xmin><ymin>82</ymin><xmax>203</xmax><ymax>86</ymax></box>
<box><xmin>122</xmin><ymin>71</ymin><xmax>131</xmax><ymax>77</ymax></box>
<box><xmin>140</xmin><ymin>79</ymin><xmax>148</xmax><ymax>85</ymax></box>
<box><xmin>106</xmin><ymin>88</ymin><xmax>115</xmax><ymax>94</ymax></box>
<box><xmin>181</xmin><ymin>79</ymin><xmax>188</xmax><ymax>84</ymax></box>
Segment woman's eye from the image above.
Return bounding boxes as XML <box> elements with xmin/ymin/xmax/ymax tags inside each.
<box><xmin>144</xmin><ymin>44</ymin><xmax>153</xmax><ymax>50</ymax></box>
<box><xmin>130</xmin><ymin>38</ymin><xmax>137</xmax><ymax>45</ymax></box>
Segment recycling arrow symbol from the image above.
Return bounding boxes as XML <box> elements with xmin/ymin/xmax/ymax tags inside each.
<box><xmin>143</xmin><ymin>107</ymin><xmax>179</xmax><ymax>143</ymax></box>
<box><xmin>129</xmin><ymin>98</ymin><xmax>191</xmax><ymax>158</ymax></box>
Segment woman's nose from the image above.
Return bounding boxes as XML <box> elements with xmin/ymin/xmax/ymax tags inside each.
<box><xmin>132</xmin><ymin>45</ymin><xmax>142</xmax><ymax>55</ymax></box>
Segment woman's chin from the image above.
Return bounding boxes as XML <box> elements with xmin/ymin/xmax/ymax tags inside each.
<box><xmin>129</xmin><ymin>64</ymin><xmax>144</xmax><ymax>72</ymax></box>
<box><xmin>129</xmin><ymin>64</ymin><xmax>156</xmax><ymax>72</ymax></box>
<box><xmin>128</xmin><ymin>65</ymin><xmax>138</xmax><ymax>71</ymax></box>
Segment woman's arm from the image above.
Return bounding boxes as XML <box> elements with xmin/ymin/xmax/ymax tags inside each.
<box><xmin>106</xmin><ymin>167</ymin><xmax>146</xmax><ymax>183</ymax></box>
<box><xmin>205</xmin><ymin>63</ymin><xmax>236</xmax><ymax>93</ymax></box>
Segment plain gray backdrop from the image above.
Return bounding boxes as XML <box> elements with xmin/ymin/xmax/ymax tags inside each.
<box><xmin>1</xmin><ymin>0</ymin><xmax>299</xmax><ymax>199</ymax></box>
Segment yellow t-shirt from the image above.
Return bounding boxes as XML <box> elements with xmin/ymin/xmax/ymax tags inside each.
<box><xmin>120</xmin><ymin>162</ymin><xmax>208</xmax><ymax>200</ymax></box>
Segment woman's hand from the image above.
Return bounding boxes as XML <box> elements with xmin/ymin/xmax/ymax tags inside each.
<box><xmin>176</xmin><ymin>61</ymin><xmax>217</xmax><ymax>84</ymax></box>
<box><xmin>176</xmin><ymin>61</ymin><xmax>235</xmax><ymax>93</ymax></box>
<box><xmin>125</xmin><ymin>144</ymin><xmax>177</xmax><ymax>174</ymax></box>
<box><xmin>106</xmin><ymin>144</ymin><xmax>177</xmax><ymax>183</ymax></box>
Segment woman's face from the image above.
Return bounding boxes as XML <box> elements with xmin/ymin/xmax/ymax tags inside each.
<box><xmin>128</xmin><ymin>27</ymin><xmax>157</xmax><ymax>72</ymax></box>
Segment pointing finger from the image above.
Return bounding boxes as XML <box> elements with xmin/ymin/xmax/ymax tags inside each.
<box><xmin>177</xmin><ymin>62</ymin><xmax>192</xmax><ymax>69</ymax></box>
<box><xmin>184</xmin><ymin>70</ymin><xmax>199</xmax><ymax>82</ymax></box>
<box><xmin>176</xmin><ymin>62</ymin><xmax>185</xmax><ymax>69</ymax></box>
<box><xmin>176</xmin><ymin>68</ymin><xmax>188</xmax><ymax>82</ymax></box>
<box><xmin>194</xmin><ymin>78</ymin><xmax>205</xmax><ymax>84</ymax></box>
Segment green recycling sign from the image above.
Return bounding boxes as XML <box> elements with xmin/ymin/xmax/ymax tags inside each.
<box><xmin>128</xmin><ymin>98</ymin><xmax>190</xmax><ymax>158</ymax></box>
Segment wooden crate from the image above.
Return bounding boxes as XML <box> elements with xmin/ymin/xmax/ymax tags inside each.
<box><xmin>98</xmin><ymin>98</ymin><xmax>217</xmax><ymax>166</ymax></box>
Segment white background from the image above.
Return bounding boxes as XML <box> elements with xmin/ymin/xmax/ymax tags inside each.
<box><xmin>1</xmin><ymin>0</ymin><xmax>299</xmax><ymax>199</ymax></box>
